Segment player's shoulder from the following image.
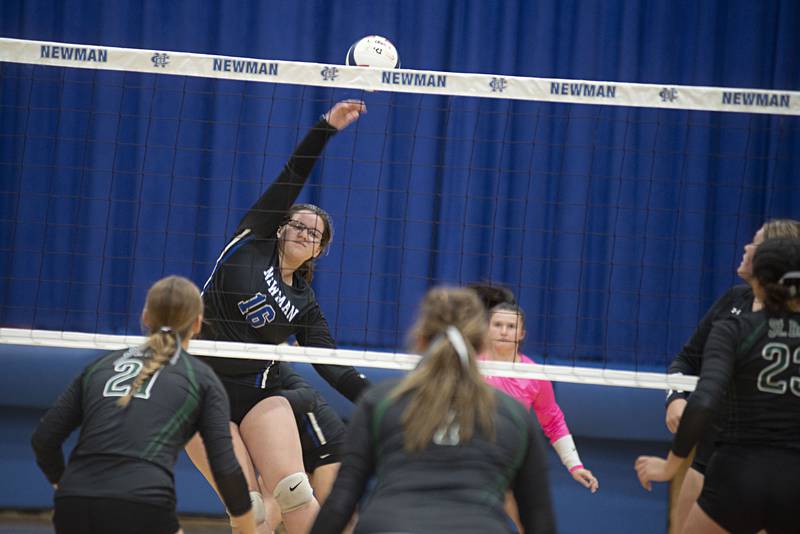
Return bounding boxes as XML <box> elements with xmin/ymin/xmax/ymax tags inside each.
<box><xmin>726</xmin><ymin>284</ymin><xmax>754</xmax><ymax>301</ymax></box>
<box><xmin>363</xmin><ymin>378</ymin><xmax>401</xmax><ymax>402</ymax></box>
<box><xmin>721</xmin><ymin>310</ymin><xmax>769</xmax><ymax>355</ymax></box>
<box><xmin>712</xmin><ymin>284</ymin><xmax>753</xmax><ymax>307</ymax></box>
<box><xmin>493</xmin><ymin>388</ymin><xmax>531</xmax><ymax>422</ymax></box>
<box><xmin>84</xmin><ymin>347</ymin><xmax>139</xmax><ymax>376</ymax></box>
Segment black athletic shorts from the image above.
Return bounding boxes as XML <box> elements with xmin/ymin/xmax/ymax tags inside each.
<box><xmin>53</xmin><ymin>497</ymin><xmax>179</xmax><ymax>534</ymax></box>
<box><xmin>219</xmin><ymin>375</ymin><xmax>283</xmax><ymax>425</ymax></box>
<box><xmin>299</xmin><ymin>394</ymin><xmax>346</xmax><ymax>472</ymax></box>
<box><xmin>698</xmin><ymin>445</ymin><xmax>800</xmax><ymax>534</ymax></box>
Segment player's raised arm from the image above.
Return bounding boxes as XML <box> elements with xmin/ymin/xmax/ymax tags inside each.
<box><xmin>237</xmin><ymin>100</ymin><xmax>365</xmax><ymax>236</ymax></box>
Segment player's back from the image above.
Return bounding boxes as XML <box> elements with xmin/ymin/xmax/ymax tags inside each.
<box><xmin>717</xmin><ymin>311</ymin><xmax>800</xmax><ymax>451</ymax></box>
<box><xmin>356</xmin><ymin>381</ymin><xmax>539</xmax><ymax>533</ymax></box>
<box><xmin>57</xmin><ymin>346</ymin><xmax>217</xmax><ymax>505</ymax></box>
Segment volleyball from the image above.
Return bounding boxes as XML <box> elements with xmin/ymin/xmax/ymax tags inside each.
<box><xmin>345</xmin><ymin>35</ymin><xmax>400</xmax><ymax>68</ymax></box>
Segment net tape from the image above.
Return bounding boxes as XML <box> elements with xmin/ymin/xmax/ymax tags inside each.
<box><xmin>0</xmin><ymin>328</ymin><xmax>698</xmax><ymax>391</ymax></box>
<box><xmin>1</xmin><ymin>37</ymin><xmax>798</xmax><ymax>116</ymax></box>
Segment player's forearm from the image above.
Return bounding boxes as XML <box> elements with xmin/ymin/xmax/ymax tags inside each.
<box><xmin>313</xmin><ymin>363</ymin><xmax>371</xmax><ymax>402</ymax></box>
<box><xmin>552</xmin><ymin>435</ymin><xmax>584</xmax><ymax>472</ymax></box>
<box><xmin>214</xmin><ymin>466</ymin><xmax>252</xmax><ymax>517</ymax></box>
<box><xmin>670</xmin><ymin>398</ymin><xmax>714</xmax><ymax>457</ymax></box>
<box><xmin>285</xmin><ymin>118</ymin><xmax>338</xmax><ymax>178</ymax></box>
<box><xmin>239</xmin><ymin>119</ymin><xmax>338</xmax><ymax>232</ymax></box>
<box><xmin>31</xmin><ymin>441</ymin><xmax>65</xmax><ymax>484</ymax></box>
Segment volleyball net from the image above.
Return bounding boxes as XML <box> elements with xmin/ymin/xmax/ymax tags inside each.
<box><xmin>2</xmin><ymin>38</ymin><xmax>799</xmax><ymax>390</ymax></box>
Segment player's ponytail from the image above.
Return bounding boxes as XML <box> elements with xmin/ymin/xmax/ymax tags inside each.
<box><xmin>390</xmin><ymin>287</ymin><xmax>496</xmax><ymax>452</ymax></box>
<box><xmin>752</xmin><ymin>238</ymin><xmax>800</xmax><ymax>314</ymax></box>
<box><xmin>117</xmin><ymin>276</ymin><xmax>203</xmax><ymax>408</ymax></box>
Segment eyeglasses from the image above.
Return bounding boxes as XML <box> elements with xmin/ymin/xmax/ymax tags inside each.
<box><xmin>285</xmin><ymin>220</ymin><xmax>324</xmax><ymax>242</ymax></box>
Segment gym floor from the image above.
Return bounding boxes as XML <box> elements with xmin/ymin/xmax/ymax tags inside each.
<box><xmin>0</xmin><ymin>511</ymin><xmax>231</xmax><ymax>533</ymax></box>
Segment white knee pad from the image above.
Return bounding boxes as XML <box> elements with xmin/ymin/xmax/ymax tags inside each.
<box><xmin>273</xmin><ymin>472</ymin><xmax>313</xmax><ymax>514</ymax></box>
<box><xmin>229</xmin><ymin>490</ymin><xmax>266</xmax><ymax>527</ymax></box>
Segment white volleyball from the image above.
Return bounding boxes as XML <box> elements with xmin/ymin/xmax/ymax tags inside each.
<box><xmin>345</xmin><ymin>35</ymin><xmax>400</xmax><ymax>68</ymax></box>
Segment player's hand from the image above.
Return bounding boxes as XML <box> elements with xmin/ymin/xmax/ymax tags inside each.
<box><xmin>634</xmin><ymin>454</ymin><xmax>679</xmax><ymax>491</ymax></box>
<box><xmin>324</xmin><ymin>100</ymin><xmax>366</xmax><ymax>130</ymax></box>
<box><xmin>571</xmin><ymin>468</ymin><xmax>599</xmax><ymax>493</ymax></box>
<box><xmin>665</xmin><ymin>397</ymin><xmax>687</xmax><ymax>433</ymax></box>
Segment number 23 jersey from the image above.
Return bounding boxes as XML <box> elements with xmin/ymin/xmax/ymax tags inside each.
<box><xmin>673</xmin><ymin>310</ymin><xmax>800</xmax><ymax>456</ymax></box>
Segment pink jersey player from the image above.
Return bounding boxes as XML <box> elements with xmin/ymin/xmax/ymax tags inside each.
<box><xmin>482</xmin><ymin>303</ymin><xmax>599</xmax><ymax>493</ymax></box>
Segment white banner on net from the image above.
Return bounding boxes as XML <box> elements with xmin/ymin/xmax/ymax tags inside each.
<box><xmin>0</xmin><ymin>328</ymin><xmax>698</xmax><ymax>391</ymax></box>
<box><xmin>0</xmin><ymin>37</ymin><xmax>798</xmax><ymax>116</ymax></box>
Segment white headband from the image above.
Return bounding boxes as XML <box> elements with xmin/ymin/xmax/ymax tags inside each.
<box><xmin>779</xmin><ymin>271</ymin><xmax>800</xmax><ymax>284</ymax></box>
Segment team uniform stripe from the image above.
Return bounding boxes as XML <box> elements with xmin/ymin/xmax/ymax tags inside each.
<box><xmin>306</xmin><ymin>412</ymin><xmax>327</xmax><ymax>445</ymax></box>
<box><xmin>202</xmin><ymin>229</ymin><xmax>253</xmax><ymax>294</ymax></box>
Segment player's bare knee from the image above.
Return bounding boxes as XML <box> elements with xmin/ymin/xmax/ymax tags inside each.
<box><xmin>273</xmin><ymin>472</ymin><xmax>313</xmax><ymax>513</ymax></box>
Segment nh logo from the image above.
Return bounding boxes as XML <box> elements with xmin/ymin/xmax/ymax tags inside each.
<box><xmin>321</xmin><ymin>66</ymin><xmax>339</xmax><ymax>81</ymax></box>
<box><xmin>151</xmin><ymin>53</ymin><xmax>170</xmax><ymax>68</ymax></box>
<box><xmin>489</xmin><ymin>77</ymin><xmax>507</xmax><ymax>93</ymax></box>
<box><xmin>659</xmin><ymin>87</ymin><xmax>678</xmax><ymax>102</ymax></box>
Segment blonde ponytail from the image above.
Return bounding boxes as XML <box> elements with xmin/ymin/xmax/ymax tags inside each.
<box><xmin>117</xmin><ymin>277</ymin><xmax>202</xmax><ymax>408</ymax></box>
<box><xmin>390</xmin><ymin>288</ymin><xmax>496</xmax><ymax>452</ymax></box>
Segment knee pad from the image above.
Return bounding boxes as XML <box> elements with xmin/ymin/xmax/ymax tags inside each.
<box><xmin>229</xmin><ymin>490</ymin><xmax>266</xmax><ymax>527</ymax></box>
<box><xmin>273</xmin><ymin>472</ymin><xmax>313</xmax><ymax>513</ymax></box>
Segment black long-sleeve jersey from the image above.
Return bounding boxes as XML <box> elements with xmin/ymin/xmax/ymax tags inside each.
<box><xmin>200</xmin><ymin>118</ymin><xmax>368</xmax><ymax>402</ymax></box>
<box><xmin>667</xmin><ymin>285</ymin><xmax>754</xmax><ymax>405</ymax></box>
<box><xmin>31</xmin><ymin>346</ymin><xmax>250</xmax><ymax>514</ymax></box>
<box><xmin>311</xmin><ymin>380</ymin><xmax>556</xmax><ymax>534</ymax></box>
<box><xmin>672</xmin><ymin>310</ymin><xmax>800</xmax><ymax>457</ymax></box>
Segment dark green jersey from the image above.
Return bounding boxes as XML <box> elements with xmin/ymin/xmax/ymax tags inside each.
<box><xmin>32</xmin><ymin>346</ymin><xmax>249</xmax><ymax>513</ymax></box>
<box><xmin>312</xmin><ymin>380</ymin><xmax>556</xmax><ymax>534</ymax></box>
<box><xmin>672</xmin><ymin>310</ymin><xmax>800</xmax><ymax>457</ymax></box>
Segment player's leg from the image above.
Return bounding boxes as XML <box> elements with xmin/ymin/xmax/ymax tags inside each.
<box><xmin>310</xmin><ymin>462</ymin><xmax>339</xmax><ymax>504</ymax></box>
<box><xmin>240</xmin><ymin>395</ymin><xmax>320</xmax><ymax>534</ymax></box>
<box><xmin>255</xmin><ymin>486</ymin><xmax>284</xmax><ymax>534</ymax></box>
<box><xmin>681</xmin><ymin>504</ymin><xmax>728</xmax><ymax>534</ymax></box>
<box><xmin>255</xmin><ymin>398</ymin><xmax>344</xmax><ymax>533</ymax></box>
<box><xmin>675</xmin><ymin>432</ymin><xmax>716</xmax><ymax>533</ymax></box>
<box><xmin>503</xmin><ymin>491</ymin><xmax>523</xmax><ymax>533</ymax></box>
<box><xmin>674</xmin><ymin>467</ymin><xmax>704</xmax><ymax>533</ymax></box>
<box><xmin>301</xmin><ymin>396</ymin><xmax>347</xmax><ymax>504</ymax></box>
<box><xmin>185</xmin><ymin>424</ymin><xmax>272</xmax><ymax>534</ymax></box>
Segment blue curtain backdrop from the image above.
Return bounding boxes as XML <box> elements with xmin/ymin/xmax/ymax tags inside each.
<box><xmin>1</xmin><ymin>0</ymin><xmax>798</xmax><ymax>370</ymax></box>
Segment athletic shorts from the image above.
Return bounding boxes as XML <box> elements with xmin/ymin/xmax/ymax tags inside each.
<box><xmin>219</xmin><ymin>376</ymin><xmax>283</xmax><ymax>425</ymax></box>
<box><xmin>698</xmin><ymin>445</ymin><xmax>800</xmax><ymax>534</ymax></box>
<box><xmin>53</xmin><ymin>497</ymin><xmax>179</xmax><ymax>534</ymax></box>
<box><xmin>299</xmin><ymin>394</ymin><xmax>346</xmax><ymax>472</ymax></box>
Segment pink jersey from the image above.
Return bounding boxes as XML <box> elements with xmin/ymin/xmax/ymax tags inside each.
<box><xmin>481</xmin><ymin>353</ymin><xmax>571</xmax><ymax>444</ymax></box>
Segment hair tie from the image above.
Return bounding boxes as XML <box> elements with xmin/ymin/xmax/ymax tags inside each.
<box><xmin>779</xmin><ymin>271</ymin><xmax>800</xmax><ymax>298</ymax></box>
<box><xmin>155</xmin><ymin>326</ymin><xmax>182</xmax><ymax>362</ymax></box>
<box><xmin>445</xmin><ymin>326</ymin><xmax>470</xmax><ymax>368</ymax></box>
